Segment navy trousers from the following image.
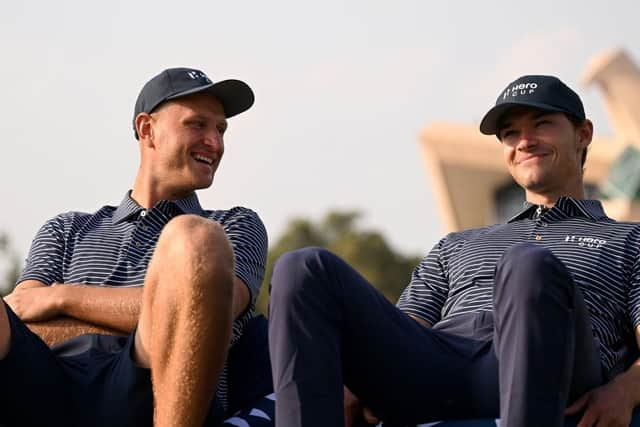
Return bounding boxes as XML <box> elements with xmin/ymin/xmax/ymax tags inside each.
<box><xmin>268</xmin><ymin>244</ymin><xmax>603</xmax><ymax>427</ymax></box>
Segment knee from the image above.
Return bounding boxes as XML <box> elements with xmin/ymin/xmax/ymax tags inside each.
<box><xmin>497</xmin><ymin>243</ymin><xmax>557</xmax><ymax>279</ymax></box>
<box><xmin>160</xmin><ymin>214</ymin><xmax>232</xmax><ymax>262</ymax></box>
<box><xmin>270</xmin><ymin>247</ymin><xmax>334</xmax><ymax>307</ymax></box>
<box><xmin>495</xmin><ymin>243</ymin><xmax>571</xmax><ymax>309</ymax></box>
<box><xmin>154</xmin><ymin>215</ymin><xmax>234</xmax><ymax>293</ymax></box>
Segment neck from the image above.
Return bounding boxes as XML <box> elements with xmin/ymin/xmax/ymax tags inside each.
<box><xmin>525</xmin><ymin>185</ymin><xmax>586</xmax><ymax>208</ymax></box>
<box><xmin>131</xmin><ymin>169</ymin><xmax>192</xmax><ymax>208</ymax></box>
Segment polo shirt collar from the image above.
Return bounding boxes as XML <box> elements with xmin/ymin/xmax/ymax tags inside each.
<box><xmin>112</xmin><ymin>191</ymin><xmax>205</xmax><ymax>224</ymax></box>
<box><xmin>508</xmin><ymin>196</ymin><xmax>608</xmax><ymax>223</ymax></box>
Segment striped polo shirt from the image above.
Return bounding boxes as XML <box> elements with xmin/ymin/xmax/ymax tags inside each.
<box><xmin>397</xmin><ymin>197</ymin><xmax>640</xmax><ymax>379</ymax></box>
<box><xmin>17</xmin><ymin>191</ymin><xmax>268</xmax><ymax>409</ymax></box>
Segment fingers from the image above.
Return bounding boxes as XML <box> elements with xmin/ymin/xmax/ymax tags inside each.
<box><xmin>344</xmin><ymin>387</ymin><xmax>380</xmax><ymax>426</ymax></box>
<box><xmin>566</xmin><ymin>392</ymin><xmax>590</xmax><ymax>415</ymax></box>
<box><xmin>344</xmin><ymin>386</ymin><xmax>361</xmax><ymax>427</ymax></box>
<box><xmin>576</xmin><ymin>408</ymin><xmax>598</xmax><ymax>427</ymax></box>
<box><xmin>363</xmin><ymin>406</ymin><xmax>380</xmax><ymax>424</ymax></box>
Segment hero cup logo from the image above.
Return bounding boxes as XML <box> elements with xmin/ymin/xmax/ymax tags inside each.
<box><xmin>186</xmin><ymin>70</ymin><xmax>212</xmax><ymax>84</ymax></box>
<box><xmin>502</xmin><ymin>82</ymin><xmax>538</xmax><ymax>99</ymax></box>
<box><xmin>564</xmin><ymin>235</ymin><xmax>607</xmax><ymax>249</ymax></box>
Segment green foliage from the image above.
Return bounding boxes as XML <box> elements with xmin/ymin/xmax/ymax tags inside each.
<box><xmin>0</xmin><ymin>232</ymin><xmax>21</xmax><ymax>297</ymax></box>
<box><xmin>255</xmin><ymin>211</ymin><xmax>421</xmax><ymax>315</ymax></box>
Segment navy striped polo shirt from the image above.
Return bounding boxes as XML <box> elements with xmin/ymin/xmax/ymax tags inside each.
<box><xmin>397</xmin><ymin>197</ymin><xmax>640</xmax><ymax>379</ymax></box>
<box><xmin>17</xmin><ymin>191</ymin><xmax>268</xmax><ymax>409</ymax></box>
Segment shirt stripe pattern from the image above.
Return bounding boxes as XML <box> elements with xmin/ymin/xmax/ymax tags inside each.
<box><xmin>18</xmin><ymin>191</ymin><xmax>268</xmax><ymax>410</ymax></box>
<box><xmin>397</xmin><ymin>197</ymin><xmax>640</xmax><ymax>379</ymax></box>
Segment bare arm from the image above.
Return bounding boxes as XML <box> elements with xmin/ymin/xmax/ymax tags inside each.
<box><xmin>57</xmin><ymin>276</ymin><xmax>248</xmax><ymax>326</ymax></box>
<box><xmin>25</xmin><ymin>317</ymin><xmax>124</xmax><ymax>347</ymax></box>
<box><xmin>7</xmin><ymin>276</ymin><xmax>250</xmax><ymax>344</ymax></box>
<box><xmin>6</xmin><ymin>280</ymin><xmax>142</xmax><ymax>333</ymax></box>
<box><xmin>55</xmin><ymin>283</ymin><xmax>142</xmax><ymax>332</ymax></box>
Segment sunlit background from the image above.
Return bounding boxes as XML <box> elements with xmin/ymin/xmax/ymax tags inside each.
<box><xmin>1</xmin><ymin>1</ymin><xmax>639</xmax><ymax>294</ymax></box>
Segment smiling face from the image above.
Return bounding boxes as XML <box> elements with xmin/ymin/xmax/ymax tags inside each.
<box><xmin>141</xmin><ymin>91</ymin><xmax>228</xmax><ymax>199</ymax></box>
<box><xmin>497</xmin><ymin>107</ymin><xmax>592</xmax><ymax>203</ymax></box>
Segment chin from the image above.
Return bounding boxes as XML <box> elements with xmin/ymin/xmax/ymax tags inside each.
<box><xmin>196</xmin><ymin>178</ymin><xmax>215</xmax><ymax>190</ymax></box>
<box><xmin>521</xmin><ymin>180</ymin><xmax>550</xmax><ymax>195</ymax></box>
<box><xmin>515</xmin><ymin>170</ymin><xmax>547</xmax><ymax>189</ymax></box>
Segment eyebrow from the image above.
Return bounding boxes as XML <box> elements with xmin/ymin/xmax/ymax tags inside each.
<box><xmin>499</xmin><ymin>111</ymin><xmax>554</xmax><ymax>130</ymax></box>
<box><xmin>187</xmin><ymin>113</ymin><xmax>228</xmax><ymax>126</ymax></box>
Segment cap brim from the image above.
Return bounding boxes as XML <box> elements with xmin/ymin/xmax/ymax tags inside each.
<box><xmin>479</xmin><ymin>101</ymin><xmax>569</xmax><ymax>135</ymax></box>
<box><xmin>167</xmin><ymin>79</ymin><xmax>255</xmax><ymax>118</ymax></box>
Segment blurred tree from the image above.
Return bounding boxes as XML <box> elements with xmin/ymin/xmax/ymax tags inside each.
<box><xmin>255</xmin><ymin>211</ymin><xmax>421</xmax><ymax>315</ymax></box>
<box><xmin>0</xmin><ymin>232</ymin><xmax>21</xmax><ymax>297</ymax></box>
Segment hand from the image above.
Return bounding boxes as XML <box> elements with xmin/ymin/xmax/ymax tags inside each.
<box><xmin>565</xmin><ymin>377</ymin><xmax>634</xmax><ymax>427</ymax></box>
<box><xmin>344</xmin><ymin>386</ymin><xmax>380</xmax><ymax>426</ymax></box>
<box><xmin>4</xmin><ymin>282</ymin><xmax>62</xmax><ymax>322</ymax></box>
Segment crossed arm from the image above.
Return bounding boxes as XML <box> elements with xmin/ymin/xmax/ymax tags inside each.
<box><xmin>4</xmin><ymin>277</ymin><xmax>250</xmax><ymax>347</ymax></box>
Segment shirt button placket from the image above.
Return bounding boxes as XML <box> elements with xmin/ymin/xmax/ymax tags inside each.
<box><xmin>136</xmin><ymin>210</ymin><xmax>149</xmax><ymax>247</ymax></box>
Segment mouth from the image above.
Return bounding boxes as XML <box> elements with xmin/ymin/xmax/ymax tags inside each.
<box><xmin>517</xmin><ymin>153</ymin><xmax>547</xmax><ymax>165</ymax></box>
<box><xmin>192</xmin><ymin>153</ymin><xmax>214</xmax><ymax>166</ymax></box>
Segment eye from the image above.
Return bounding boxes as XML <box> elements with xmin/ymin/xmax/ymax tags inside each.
<box><xmin>500</xmin><ymin>129</ymin><xmax>517</xmax><ymax>141</ymax></box>
<box><xmin>535</xmin><ymin>119</ymin><xmax>551</xmax><ymax>127</ymax></box>
<box><xmin>185</xmin><ymin>120</ymin><xmax>206</xmax><ymax>129</ymax></box>
<box><xmin>217</xmin><ymin>124</ymin><xmax>227</xmax><ymax>135</ymax></box>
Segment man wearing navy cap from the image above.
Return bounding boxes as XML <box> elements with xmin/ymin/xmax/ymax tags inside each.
<box><xmin>268</xmin><ymin>75</ymin><xmax>640</xmax><ymax>426</ymax></box>
<box><xmin>0</xmin><ymin>68</ymin><xmax>271</xmax><ymax>426</ymax></box>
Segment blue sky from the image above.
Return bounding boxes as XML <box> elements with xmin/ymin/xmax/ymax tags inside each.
<box><xmin>1</xmin><ymin>0</ymin><xmax>638</xmax><ymax>267</ymax></box>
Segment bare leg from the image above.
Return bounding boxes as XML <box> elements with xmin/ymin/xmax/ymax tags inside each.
<box><xmin>134</xmin><ymin>214</ymin><xmax>235</xmax><ymax>427</ymax></box>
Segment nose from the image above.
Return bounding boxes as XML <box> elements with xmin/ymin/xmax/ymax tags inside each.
<box><xmin>204</xmin><ymin>130</ymin><xmax>224</xmax><ymax>151</ymax></box>
<box><xmin>516</xmin><ymin>129</ymin><xmax>537</xmax><ymax>150</ymax></box>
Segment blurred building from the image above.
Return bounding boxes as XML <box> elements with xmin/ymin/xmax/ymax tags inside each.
<box><xmin>421</xmin><ymin>49</ymin><xmax>640</xmax><ymax>233</ymax></box>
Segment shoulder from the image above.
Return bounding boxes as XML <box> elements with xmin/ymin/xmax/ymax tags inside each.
<box><xmin>202</xmin><ymin>206</ymin><xmax>267</xmax><ymax>241</ymax></box>
<box><xmin>38</xmin><ymin>205</ymin><xmax>118</xmax><ymax>235</ymax></box>
<box><xmin>48</xmin><ymin>205</ymin><xmax>117</xmax><ymax>226</ymax></box>
<box><xmin>592</xmin><ymin>217</ymin><xmax>640</xmax><ymax>243</ymax></box>
<box><xmin>439</xmin><ymin>223</ymin><xmax>502</xmax><ymax>245</ymax></box>
<box><xmin>203</xmin><ymin>206</ymin><xmax>264</xmax><ymax>226</ymax></box>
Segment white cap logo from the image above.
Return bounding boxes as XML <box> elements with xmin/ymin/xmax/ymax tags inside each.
<box><xmin>186</xmin><ymin>70</ymin><xmax>212</xmax><ymax>84</ymax></box>
<box><xmin>502</xmin><ymin>82</ymin><xmax>538</xmax><ymax>100</ymax></box>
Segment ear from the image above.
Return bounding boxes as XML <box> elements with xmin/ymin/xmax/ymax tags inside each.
<box><xmin>576</xmin><ymin>119</ymin><xmax>593</xmax><ymax>150</ymax></box>
<box><xmin>135</xmin><ymin>113</ymin><xmax>155</xmax><ymax>148</ymax></box>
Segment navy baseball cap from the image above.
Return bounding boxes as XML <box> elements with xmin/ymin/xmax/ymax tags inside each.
<box><xmin>479</xmin><ymin>75</ymin><xmax>585</xmax><ymax>136</ymax></box>
<box><xmin>133</xmin><ymin>67</ymin><xmax>255</xmax><ymax>139</ymax></box>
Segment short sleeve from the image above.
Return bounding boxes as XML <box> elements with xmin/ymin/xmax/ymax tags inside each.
<box><xmin>17</xmin><ymin>216</ymin><xmax>67</xmax><ymax>286</ymax></box>
<box><xmin>221</xmin><ymin>208</ymin><xmax>268</xmax><ymax>302</ymax></box>
<box><xmin>396</xmin><ymin>237</ymin><xmax>450</xmax><ymax>326</ymax></box>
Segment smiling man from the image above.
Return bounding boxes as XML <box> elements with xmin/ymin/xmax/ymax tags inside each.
<box><xmin>268</xmin><ymin>75</ymin><xmax>640</xmax><ymax>427</ymax></box>
<box><xmin>0</xmin><ymin>68</ymin><xmax>270</xmax><ymax>427</ymax></box>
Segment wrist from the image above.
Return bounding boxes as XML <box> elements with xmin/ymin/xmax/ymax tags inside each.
<box><xmin>613</xmin><ymin>365</ymin><xmax>640</xmax><ymax>408</ymax></box>
<box><xmin>51</xmin><ymin>283</ymin><xmax>71</xmax><ymax>315</ymax></box>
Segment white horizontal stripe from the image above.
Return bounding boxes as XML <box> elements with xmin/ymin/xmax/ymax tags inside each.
<box><xmin>18</xmin><ymin>191</ymin><xmax>268</xmax><ymax>410</ymax></box>
<box><xmin>398</xmin><ymin>197</ymin><xmax>640</xmax><ymax>378</ymax></box>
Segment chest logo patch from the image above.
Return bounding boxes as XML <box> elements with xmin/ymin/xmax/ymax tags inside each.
<box><xmin>564</xmin><ymin>235</ymin><xmax>607</xmax><ymax>249</ymax></box>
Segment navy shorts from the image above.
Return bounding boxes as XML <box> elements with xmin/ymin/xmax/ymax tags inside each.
<box><xmin>0</xmin><ymin>303</ymin><xmax>272</xmax><ymax>427</ymax></box>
